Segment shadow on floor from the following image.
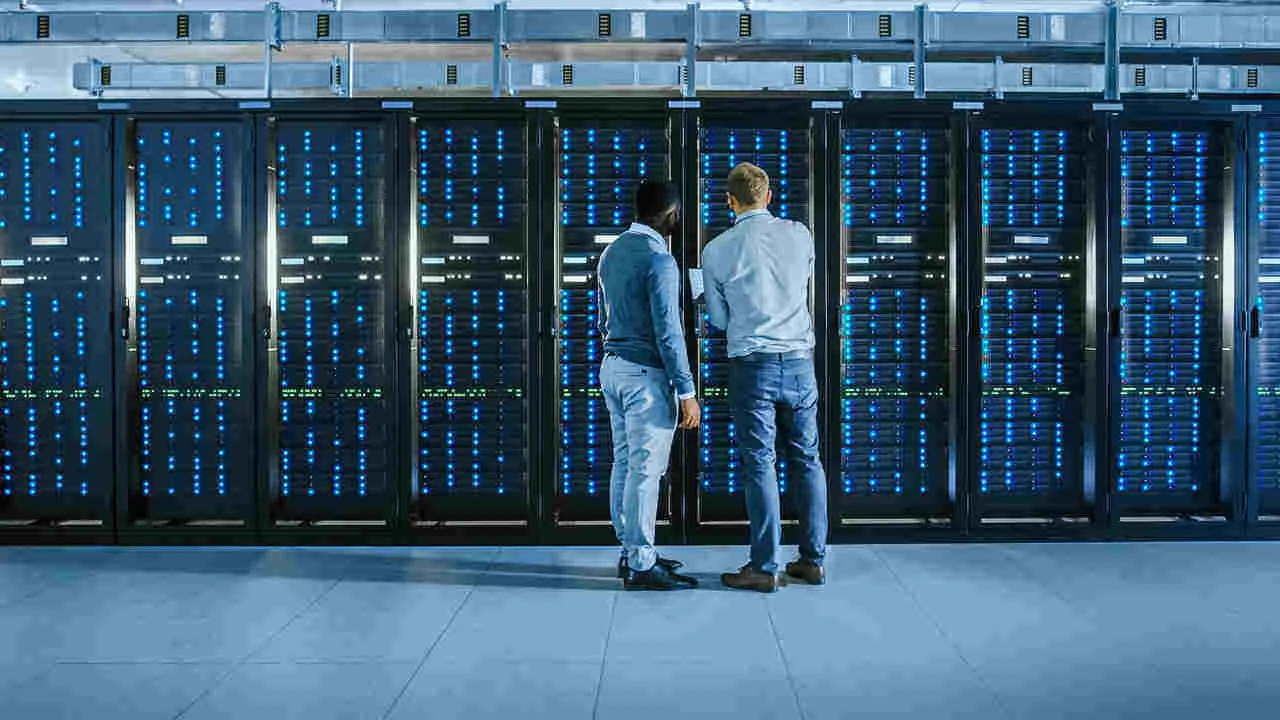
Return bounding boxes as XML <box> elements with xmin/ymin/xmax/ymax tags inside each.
<box><xmin>0</xmin><ymin>547</ymin><xmax>744</xmax><ymax>592</ymax></box>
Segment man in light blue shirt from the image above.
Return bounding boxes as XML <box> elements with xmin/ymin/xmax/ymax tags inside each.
<box><xmin>598</xmin><ymin>181</ymin><xmax>700</xmax><ymax>591</ymax></box>
<box><xmin>702</xmin><ymin>162</ymin><xmax>829</xmax><ymax>592</ymax></box>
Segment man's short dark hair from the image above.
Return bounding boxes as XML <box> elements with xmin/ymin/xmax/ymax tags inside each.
<box><xmin>634</xmin><ymin>180</ymin><xmax>681</xmax><ymax>222</ymax></box>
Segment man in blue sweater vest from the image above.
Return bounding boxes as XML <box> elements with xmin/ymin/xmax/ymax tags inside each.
<box><xmin>598</xmin><ymin>181</ymin><xmax>701</xmax><ymax>591</ymax></box>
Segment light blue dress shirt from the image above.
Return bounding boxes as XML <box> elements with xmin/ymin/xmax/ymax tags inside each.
<box><xmin>702</xmin><ymin>209</ymin><xmax>816</xmax><ymax>358</ymax></box>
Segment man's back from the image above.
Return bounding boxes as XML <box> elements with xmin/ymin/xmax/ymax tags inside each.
<box><xmin>598</xmin><ymin>230</ymin><xmax>680</xmax><ymax>373</ymax></box>
<box><xmin>702</xmin><ymin>211</ymin><xmax>815</xmax><ymax>358</ymax></box>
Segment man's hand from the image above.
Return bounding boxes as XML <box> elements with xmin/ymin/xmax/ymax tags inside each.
<box><xmin>678</xmin><ymin>397</ymin><xmax>702</xmax><ymax>430</ymax></box>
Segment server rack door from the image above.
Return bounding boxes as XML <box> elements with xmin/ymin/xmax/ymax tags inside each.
<box><xmin>552</xmin><ymin>116</ymin><xmax>673</xmax><ymax>525</ymax></box>
<box><xmin>267</xmin><ymin>118</ymin><xmax>394</xmax><ymax>521</ymax></box>
<box><xmin>1251</xmin><ymin>125</ymin><xmax>1280</xmax><ymax>518</ymax></box>
<box><xmin>838</xmin><ymin>120</ymin><xmax>952</xmax><ymax>520</ymax></box>
<box><xmin>1112</xmin><ymin>123</ymin><xmax>1228</xmax><ymax>516</ymax></box>
<box><xmin>694</xmin><ymin>116</ymin><xmax>813</xmax><ymax>525</ymax></box>
<box><xmin>124</xmin><ymin>119</ymin><xmax>255</xmax><ymax>523</ymax></box>
<box><xmin>972</xmin><ymin>122</ymin><xmax>1091</xmax><ymax>519</ymax></box>
<box><xmin>0</xmin><ymin>120</ymin><xmax>114</xmax><ymax>523</ymax></box>
<box><xmin>411</xmin><ymin>117</ymin><xmax>530</xmax><ymax>523</ymax></box>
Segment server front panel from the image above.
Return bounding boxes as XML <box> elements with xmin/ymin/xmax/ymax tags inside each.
<box><xmin>414</xmin><ymin>119</ymin><xmax>529</xmax><ymax>522</ymax></box>
<box><xmin>1254</xmin><ymin>129</ymin><xmax>1280</xmax><ymax>516</ymax></box>
<box><xmin>129</xmin><ymin>121</ymin><xmax>254</xmax><ymax>521</ymax></box>
<box><xmin>839</xmin><ymin>125</ymin><xmax>951</xmax><ymax>519</ymax></box>
<box><xmin>554</xmin><ymin>120</ymin><xmax>670</xmax><ymax>523</ymax></box>
<box><xmin>976</xmin><ymin>127</ymin><xmax>1088</xmax><ymax>516</ymax></box>
<box><xmin>0</xmin><ymin>121</ymin><xmax>113</xmax><ymax>521</ymax></box>
<box><xmin>270</xmin><ymin>120</ymin><xmax>392</xmax><ymax>520</ymax></box>
<box><xmin>1115</xmin><ymin>127</ymin><xmax>1224</xmax><ymax>514</ymax></box>
<box><xmin>696</xmin><ymin>122</ymin><xmax>811</xmax><ymax>523</ymax></box>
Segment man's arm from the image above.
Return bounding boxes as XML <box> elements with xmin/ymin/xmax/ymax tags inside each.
<box><xmin>703</xmin><ymin>249</ymin><xmax>730</xmax><ymax>331</ymax></box>
<box><xmin>648</xmin><ymin>254</ymin><xmax>697</xmax><ymax>399</ymax></box>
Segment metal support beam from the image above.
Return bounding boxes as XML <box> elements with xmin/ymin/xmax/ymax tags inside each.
<box><xmin>264</xmin><ymin>0</ymin><xmax>282</xmax><ymax>99</ymax></box>
<box><xmin>1190</xmin><ymin>55</ymin><xmax>1200</xmax><ymax>100</ymax></box>
<box><xmin>684</xmin><ymin>2</ymin><xmax>699</xmax><ymax>98</ymax></box>
<box><xmin>913</xmin><ymin>4</ymin><xmax>927</xmax><ymax>100</ymax></box>
<box><xmin>994</xmin><ymin>55</ymin><xmax>1005</xmax><ymax>100</ymax></box>
<box><xmin>849</xmin><ymin>54</ymin><xmax>862</xmax><ymax>99</ymax></box>
<box><xmin>493</xmin><ymin>0</ymin><xmax>508</xmax><ymax>97</ymax></box>
<box><xmin>1104</xmin><ymin>0</ymin><xmax>1119</xmax><ymax>101</ymax></box>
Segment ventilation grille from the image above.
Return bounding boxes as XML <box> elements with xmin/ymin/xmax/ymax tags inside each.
<box><xmin>446</xmin><ymin>64</ymin><xmax>459</xmax><ymax>85</ymax></box>
<box><xmin>99</xmin><ymin>64</ymin><xmax>112</xmax><ymax>87</ymax></box>
<box><xmin>1153</xmin><ymin>16</ymin><xmax>1167</xmax><ymax>41</ymax></box>
<box><xmin>457</xmin><ymin>13</ymin><xmax>471</xmax><ymax>38</ymax></box>
<box><xmin>598</xmin><ymin>13</ymin><xmax>612</xmax><ymax>37</ymax></box>
<box><xmin>908</xmin><ymin>65</ymin><xmax>916</xmax><ymax>87</ymax></box>
<box><xmin>177</xmin><ymin>14</ymin><xmax>190</xmax><ymax>40</ymax></box>
<box><xmin>316</xmin><ymin>13</ymin><xmax>331</xmax><ymax>39</ymax></box>
<box><xmin>878</xmin><ymin>14</ymin><xmax>892</xmax><ymax>38</ymax></box>
<box><xmin>793</xmin><ymin>65</ymin><xmax>806</xmax><ymax>86</ymax></box>
<box><xmin>36</xmin><ymin>14</ymin><xmax>50</xmax><ymax>39</ymax></box>
<box><xmin>562</xmin><ymin>64</ymin><xmax>574</xmax><ymax>86</ymax></box>
<box><xmin>679</xmin><ymin>65</ymin><xmax>689</xmax><ymax>87</ymax></box>
<box><xmin>215</xmin><ymin>64</ymin><xmax>227</xmax><ymax>87</ymax></box>
<box><xmin>1017</xmin><ymin>15</ymin><xmax>1030</xmax><ymax>40</ymax></box>
<box><xmin>1249</xmin><ymin>67</ymin><xmax>1260</xmax><ymax>89</ymax></box>
<box><xmin>1134</xmin><ymin>66</ymin><xmax>1147</xmax><ymax>87</ymax></box>
<box><xmin>1021</xmin><ymin>66</ymin><xmax>1033</xmax><ymax>86</ymax></box>
<box><xmin>739</xmin><ymin>13</ymin><xmax>752</xmax><ymax>38</ymax></box>
<box><xmin>331</xmin><ymin>62</ymin><xmax>343</xmax><ymax>88</ymax></box>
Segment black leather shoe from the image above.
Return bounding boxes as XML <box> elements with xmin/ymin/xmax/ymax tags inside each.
<box><xmin>624</xmin><ymin>563</ymin><xmax>697</xmax><ymax>591</ymax></box>
<box><xmin>618</xmin><ymin>555</ymin><xmax>685</xmax><ymax>579</ymax></box>
<box><xmin>785</xmin><ymin>558</ymin><xmax>826</xmax><ymax>586</ymax></box>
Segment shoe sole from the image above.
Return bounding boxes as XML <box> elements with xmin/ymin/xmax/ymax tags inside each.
<box><xmin>786</xmin><ymin>573</ymin><xmax>826</xmax><ymax>586</ymax></box>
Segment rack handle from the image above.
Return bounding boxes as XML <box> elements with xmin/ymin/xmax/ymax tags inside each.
<box><xmin>1251</xmin><ymin>306</ymin><xmax>1262</xmax><ymax>339</ymax></box>
<box><xmin>120</xmin><ymin>300</ymin><xmax>131</xmax><ymax>340</ymax></box>
<box><xmin>1109</xmin><ymin>307</ymin><xmax>1121</xmax><ymax>338</ymax></box>
<box><xmin>263</xmin><ymin>303</ymin><xmax>272</xmax><ymax>340</ymax></box>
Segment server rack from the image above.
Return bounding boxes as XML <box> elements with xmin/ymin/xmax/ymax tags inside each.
<box><xmin>544</xmin><ymin>100</ymin><xmax>679</xmax><ymax>538</ymax></box>
<box><xmin>967</xmin><ymin>108</ymin><xmax>1101</xmax><ymax>526</ymax></box>
<box><xmin>0</xmin><ymin>114</ymin><xmax>115</xmax><ymax>534</ymax></box>
<box><xmin>834</xmin><ymin>103</ymin><xmax>958</xmax><ymax>531</ymax></box>
<box><xmin>1106</xmin><ymin>112</ymin><xmax>1242</xmax><ymax>530</ymax></box>
<box><xmin>260</xmin><ymin>105</ymin><xmax>400</xmax><ymax>534</ymax></box>
<box><xmin>688</xmin><ymin>100</ymin><xmax>821</xmax><ymax>530</ymax></box>
<box><xmin>407</xmin><ymin>101</ymin><xmax>533</xmax><ymax>536</ymax></box>
<box><xmin>1247</xmin><ymin>114</ymin><xmax>1280</xmax><ymax>527</ymax></box>
<box><xmin>116</xmin><ymin>113</ymin><xmax>258</xmax><ymax>534</ymax></box>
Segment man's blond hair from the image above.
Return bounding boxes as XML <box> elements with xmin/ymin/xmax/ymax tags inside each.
<box><xmin>727</xmin><ymin>162</ymin><xmax>769</xmax><ymax>208</ymax></box>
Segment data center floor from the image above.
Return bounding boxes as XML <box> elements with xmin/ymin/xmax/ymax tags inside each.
<box><xmin>0</xmin><ymin>541</ymin><xmax>1277</xmax><ymax>720</ymax></box>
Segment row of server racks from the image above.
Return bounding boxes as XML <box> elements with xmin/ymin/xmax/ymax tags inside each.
<box><xmin>1</xmin><ymin>96</ymin><xmax>1279</xmax><ymax>545</ymax></box>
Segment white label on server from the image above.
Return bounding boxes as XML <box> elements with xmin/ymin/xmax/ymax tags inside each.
<box><xmin>453</xmin><ymin>235</ymin><xmax>491</xmax><ymax>246</ymax></box>
<box><xmin>140</xmin><ymin>276</ymin><xmax>165</xmax><ymax>285</ymax></box>
<box><xmin>1014</xmin><ymin>235</ymin><xmax>1050</xmax><ymax>245</ymax></box>
<box><xmin>1122</xmin><ymin>275</ymin><xmax>1147</xmax><ymax>283</ymax></box>
<box><xmin>421</xmin><ymin>275</ymin><xmax>446</xmax><ymax>284</ymax></box>
<box><xmin>311</xmin><ymin>235</ymin><xmax>350</xmax><ymax>246</ymax></box>
<box><xmin>875</xmin><ymin>234</ymin><xmax>913</xmax><ymax>245</ymax></box>
<box><xmin>1152</xmin><ymin>235</ymin><xmax>1188</xmax><ymax>246</ymax></box>
<box><xmin>31</xmin><ymin>236</ymin><xmax>68</xmax><ymax>247</ymax></box>
<box><xmin>594</xmin><ymin>234</ymin><xmax>619</xmax><ymax>245</ymax></box>
<box><xmin>280</xmin><ymin>276</ymin><xmax>306</xmax><ymax>285</ymax></box>
<box><xmin>631</xmin><ymin>12</ymin><xmax>646</xmax><ymax>38</ymax></box>
<box><xmin>563</xmin><ymin>274</ymin><xmax>590</xmax><ymax>284</ymax></box>
<box><xmin>1</xmin><ymin>277</ymin><xmax>25</xmax><ymax>285</ymax></box>
<box><xmin>421</xmin><ymin>257</ymin><xmax>446</xmax><ymax>265</ymax></box>
<box><xmin>171</xmin><ymin>235</ymin><xmax>209</xmax><ymax>246</ymax></box>
<box><xmin>847</xmin><ymin>274</ymin><xmax>871</xmax><ymax>284</ymax></box>
<box><xmin>1</xmin><ymin>259</ymin><xmax>24</xmax><ymax>267</ymax></box>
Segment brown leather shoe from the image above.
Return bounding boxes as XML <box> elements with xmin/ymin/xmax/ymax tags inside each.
<box><xmin>785</xmin><ymin>559</ymin><xmax>826</xmax><ymax>586</ymax></box>
<box><xmin>721</xmin><ymin>564</ymin><xmax>782</xmax><ymax>593</ymax></box>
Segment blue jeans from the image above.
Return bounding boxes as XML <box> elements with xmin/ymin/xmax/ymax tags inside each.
<box><xmin>600</xmin><ymin>355</ymin><xmax>676</xmax><ymax>572</ymax></box>
<box><xmin>728</xmin><ymin>352</ymin><xmax>828</xmax><ymax>574</ymax></box>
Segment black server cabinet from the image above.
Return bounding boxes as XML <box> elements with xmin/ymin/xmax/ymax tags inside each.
<box><xmin>969</xmin><ymin>116</ymin><xmax>1097</xmax><ymax>521</ymax></box>
<box><xmin>836</xmin><ymin>112</ymin><xmax>953</xmax><ymax>523</ymax></box>
<box><xmin>409</xmin><ymin>109</ymin><xmax>531</xmax><ymax>525</ymax></box>
<box><xmin>1109</xmin><ymin>119</ymin><xmax>1236</xmax><ymax>519</ymax></box>
<box><xmin>0</xmin><ymin>119</ymin><xmax>114</xmax><ymax>524</ymax></box>
<box><xmin>263</xmin><ymin>114</ymin><xmax>397</xmax><ymax>523</ymax></box>
<box><xmin>550</xmin><ymin>105</ymin><xmax>675</xmax><ymax>528</ymax></box>
<box><xmin>120</xmin><ymin>117</ymin><xmax>256</xmax><ymax>525</ymax></box>
<box><xmin>1249</xmin><ymin>121</ymin><xmax>1280</xmax><ymax>521</ymax></box>
<box><xmin>691</xmin><ymin>106</ymin><xmax>815</xmax><ymax>525</ymax></box>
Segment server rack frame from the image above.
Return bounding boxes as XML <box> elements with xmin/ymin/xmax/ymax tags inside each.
<box><xmin>679</xmin><ymin>96</ymin><xmax>833</xmax><ymax>544</ymax></box>
<box><xmin>111</xmin><ymin>107</ymin><xmax>261</xmax><ymax>544</ymax></box>
<box><xmin>404</xmin><ymin>98</ymin><xmax>539</xmax><ymax>546</ymax></box>
<box><xmin>255</xmin><ymin>99</ymin><xmax>402</xmax><ymax>546</ymax></box>
<box><xmin>1104</xmin><ymin>102</ymin><xmax>1247</xmax><ymax>540</ymax></box>
<box><xmin>1241</xmin><ymin>104</ymin><xmax>1280</xmax><ymax>539</ymax></box>
<box><xmin>0</xmin><ymin>102</ymin><xmax>116</xmax><ymax>545</ymax></box>
<box><xmin>962</xmin><ymin>103</ymin><xmax>1107</xmax><ymax>538</ymax></box>
<box><xmin>829</xmin><ymin>99</ymin><xmax>965</xmax><ymax>542</ymax></box>
<box><xmin>536</xmin><ymin>97</ymin><xmax>688</xmax><ymax>546</ymax></box>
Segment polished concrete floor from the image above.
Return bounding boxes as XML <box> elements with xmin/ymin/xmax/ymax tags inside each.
<box><xmin>1</xmin><ymin>542</ymin><xmax>1278</xmax><ymax>719</ymax></box>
